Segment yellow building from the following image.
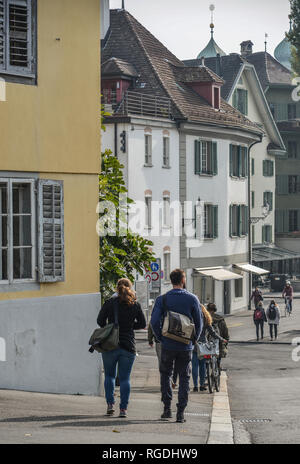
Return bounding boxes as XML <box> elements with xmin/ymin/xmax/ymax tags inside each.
<box><xmin>0</xmin><ymin>0</ymin><xmax>101</xmax><ymax>395</ymax></box>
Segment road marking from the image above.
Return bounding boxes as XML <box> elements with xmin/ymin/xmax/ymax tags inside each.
<box><xmin>207</xmin><ymin>372</ymin><xmax>234</xmax><ymax>445</ymax></box>
<box><xmin>227</xmin><ymin>323</ymin><xmax>244</xmax><ymax>328</ymax></box>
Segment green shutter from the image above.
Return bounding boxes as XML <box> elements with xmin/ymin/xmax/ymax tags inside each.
<box><xmin>263</xmin><ymin>160</ymin><xmax>267</xmax><ymax>176</ymax></box>
<box><xmin>229</xmin><ymin>205</ymin><xmax>233</xmax><ymax>237</ymax></box>
<box><xmin>244</xmin><ymin>147</ymin><xmax>248</xmax><ymax>177</ymax></box>
<box><xmin>270</xmin><ymin>161</ymin><xmax>274</xmax><ymax>176</ymax></box>
<box><xmin>232</xmin><ymin>90</ymin><xmax>238</xmax><ymax>109</ymax></box>
<box><xmin>212</xmin><ymin>142</ymin><xmax>218</xmax><ymax>175</ymax></box>
<box><xmin>238</xmin><ymin>205</ymin><xmax>243</xmax><ymax>237</ymax></box>
<box><xmin>243</xmin><ymin>90</ymin><xmax>248</xmax><ymax>115</ymax></box>
<box><xmin>262</xmin><ymin>226</ymin><xmax>266</xmax><ymax>243</ymax></box>
<box><xmin>251</xmin><ymin>158</ymin><xmax>255</xmax><ymax>176</ymax></box>
<box><xmin>195</xmin><ymin>140</ymin><xmax>200</xmax><ymax>174</ymax></box>
<box><xmin>229</xmin><ymin>145</ymin><xmax>233</xmax><ymax>176</ymax></box>
<box><xmin>213</xmin><ymin>205</ymin><xmax>218</xmax><ymax>238</ymax></box>
<box><xmin>245</xmin><ymin>206</ymin><xmax>249</xmax><ymax>236</ymax></box>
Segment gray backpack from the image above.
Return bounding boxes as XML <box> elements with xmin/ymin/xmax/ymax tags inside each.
<box><xmin>89</xmin><ymin>299</ymin><xmax>119</xmax><ymax>353</ymax></box>
<box><xmin>161</xmin><ymin>294</ymin><xmax>195</xmax><ymax>345</ymax></box>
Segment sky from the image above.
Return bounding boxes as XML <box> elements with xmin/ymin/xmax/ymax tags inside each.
<box><xmin>109</xmin><ymin>0</ymin><xmax>291</xmax><ymax>61</ymax></box>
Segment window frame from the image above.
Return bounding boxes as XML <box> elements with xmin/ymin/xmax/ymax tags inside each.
<box><xmin>145</xmin><ymin>195</ymin><xmax>152</xmax><ymax>229</ymax></box>
<box><xmin>0</xmin><ymin>177</ymin><xmax>36</xmax><ymax>284</ymax></box>
<box><xmin>162</xmin><ymin>195</ymin><xmax>171</xmax><ymax>228</ymax></box>
<box><xmin>144</xmin><ymin>134</ymin><xmax>152</xmax><ymax>166</ymax></box>
<box><xmin>162</xmin><ymin>136</ymin><xmax>170</xmax><ymax>168</ymax></box>
<box><xmin>163</xmin><ymin>251</ymin><xmax>171</xmax><ymax>282</ymax></box>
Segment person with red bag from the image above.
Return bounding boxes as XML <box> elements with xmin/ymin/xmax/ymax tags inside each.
<box><xmin>253</xmin><ymin>301</ymin><xmax>267</xmax><ymax>341</ymax></box>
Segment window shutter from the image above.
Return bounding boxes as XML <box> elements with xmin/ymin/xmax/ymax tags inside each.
<box><xmin>238</xmin><ymin>205</ymin><xmax>243</xmax><ymax>237</ymax></box>
<box><xmin>270</xmin><ymin>161</ymin><xmax>274</xmax><ymax>176</ymax></box>
<box><xmin>232</xmin><ymin>90</ymin><xmax>238</xmax><ymax>109</ymax></box>
<box><xmin>276</xmin><ymin>175</ymin><xmax>289</xmax><ymax>195</ymax></box>
<box><xmin>263</xmin><ymin>160</ymin><xmax>267</xmax><ymax>176</ymax></box>
<box><xmin>229</xmin><ymin>145</ymin><xmax>233</xmax><ymax>176</ymax></box>
<box><xmin>244</xmin><ymin>147</ymin><xmax>248</xmax><ymax>177</ymax></box>
<box><xmin>195</xmin><ymin>140</ymin><xmax>201</xmax><ymax>174</ymax></box>
<box><xmin>251</xmin><ymin>158</ymin><xmax>255</xmax><ymax>176</ymax></box>
<box><xmin>262</xmin><ymin>226</ymin><xmax>266</xmax><ymax>243</ymax></box>
<box><xmin>38</xmin><ymin>180</ymin><xmax>65</xmax><ymax>283</ymax></box>
<box><xmin>212</xmin><ymin>205</ymin><xmax>218</xmax><ymax>238</ymax></box>
<box><xmin>229</xmin><ymin>205</ymin><xmax>233</xmax><ymax>237</ymax></box>
<box><xmin>244</xmin><ymin>90</ymin><xmax>248</xmax><ymax>115</ymax></box>
<box><xmin>212</xmin><ymin>142</ymin><xmax>218</xmax><ymax>175</ymax></box>
<box><xmin>7</xmin><ymin>0</ymin><xmax>32</xmax><ymax>73</ymax></box>
<box><xmin>0</xmin><ymin>0</ymin><xmax>4</xmax><ymax>68</ymax></box>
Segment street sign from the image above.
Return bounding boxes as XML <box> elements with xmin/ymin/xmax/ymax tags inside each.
<box><xmin>144</xmin><ymin>259</ymin><xmax>161</xmax><ymax>293</ymax></box>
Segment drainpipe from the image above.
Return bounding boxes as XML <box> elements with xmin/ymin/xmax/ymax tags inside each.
<box><xmin>248</xmin><ymin>135</ymin><xmax>263</xmax><ymax>309</ymax></box>
<box><xmin>114</xmin><ymin>122</ymin><xmax>118</xmax><ymax>158</ymax></box>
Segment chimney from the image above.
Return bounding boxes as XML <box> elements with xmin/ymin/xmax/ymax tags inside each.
<box><xmin>240</xmin><ymin>40</ymin><xmax>254</xmax><ymax>57</ymax></box>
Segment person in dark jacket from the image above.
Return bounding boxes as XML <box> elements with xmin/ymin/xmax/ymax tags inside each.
<box><xmin>253</xmin><ymin>301</ymin><xmax>267</xmax><ymax>341</ymax></box>
<box><xmin>192</xmin><ymin>305</ymin><xmax>225</xmax><ymax>392</ymax></box>
<box><xmin>151</xmin><ymin>269</ymin><xmax>203</xmax><ymax>423</ymax></box>
<box><xmin>266</xmin><ymin>300</ymin><xmax>281</xmax><ymax>341</ymax></box>
<box><xmin>207</xmin><ymin>303</ymin><xmax>230</xmax><ymax>360</ymax></box>
<box><xmin>250</xmin><ymin>287</ymin><xmax>263</xmax><ymax>309</ymax></box>
<box><xmin>97</xmin><ymin>278</ymin><xmax>146</xmax><ymax>418</ymax></box>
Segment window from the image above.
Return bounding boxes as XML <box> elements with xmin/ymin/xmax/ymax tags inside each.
<box><xmin>251</xmin><ymin>191</ymin><xmax>255</xmax><ymax>209</ymax></box>
<box><xmin>145</xmin><ymin>135</ymin><xmax>152</xmax><ymax>166</ymax></box>
<box><xmin>288</xmin><ymin>141</ymin><xmax>298</xmax><ymax>159</ymax></box>
<box><xmin>0</xmin><ymin>0</ymin><xmax>36</xmax><ymax>80</ymax></box>
<box><xmin>288</xmin><ymin>175</ymin><xmax>300</xmax><ymax>194</ymax></box>
<box><xmin>194</xmin><ymin>140</ymin><xmax>218</xmax><ymax>175</ymax></box>
<box><xmin>145</xmin><ymin>195</ymin><xmax>152</xmax><ymax>228</ymax></box>
<box><xmin>230</xmin><ymin>145</ymin><xmax>248</xmax><ymax>178</ymax></box>
<box><xmin>276</xmin><ymin>175</ymin><xmax>289</xmax><ymax>195</ymax></box>
<box><xmin>0</xmin><ymin>178</ymin><xmax>64</xmax><ymax>284</ymax></box>
<box><xmin>263</xmin><ymin>160</ymin><xmax>274</xmax><ymax>177</ymax></box>
<box><xmin>232</xmin><ymin>88</ymin><xmax>248</xmax><ymax>115</ymax></box>
<box><xmin>288</xmin><ymin>103</ymin><xmax>296</xmax><ymax>120</ymax></box>
<box><xmin>252</xmin><ymin>224</ymin><xmax>255</xmax><ymax>244</ymax></box>
<box><xmin>251</xmin><ymin>158</ymin><xmax>255</xmax><ymax>176</ymax></box>
<box><xmin>230</xmin><ymin>204</ymin><xmax>248</xmax><ymax>237</ymax></box>
<box><xmin>289</xmin><ymin>210</ymin><xmax>300</xmax><ymax>232</ymax></box>
<box><xmin>163</xmin><ymin>195</ymin><xmax>170</xmax><ymax>228</ymax></box>
<box><xmin>163</xmin><ymin>252</ymin><xmax>170</xmax><ymax>282</ymax></box>
<box><xmin>263</xmin><ymin>191</ymin><xmax>273</xmax><ymax>212</ymax></box>
<box><xmin>262</xmin><ymin>225</ymin><xmax>272</xmax><ymax>244</ymax></box>
<box><xmin>235</xmin><ymin>278</ymin><xmax>243</xmax><ymax>298</ymax></box>
<box><xmin>203</xmin><ymin>204</ymin><xmax>218</xmax><ymax>239</ymax></box>
<box><xmin>213</xmin><ymin>87</ymin><xmax>220</xmax><ymax>109</ymax></box>
<box><xmin>163</xmin><ymin>137</ymin><xmax>170</xmax><ymax>167</ymax></box>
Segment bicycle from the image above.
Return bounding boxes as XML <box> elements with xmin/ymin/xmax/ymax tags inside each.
<box><xmin>284</xmin><ymin>297</ymin><xmax>292</xmax><ymax>317</ymax></box>
<box><xmin>204</xmin><ymin>352</ymin><xmax>220</xmax><ymax>393</ymax></box>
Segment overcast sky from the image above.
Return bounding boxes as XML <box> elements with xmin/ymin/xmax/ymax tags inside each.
<box><xmin>109</xmin><ymin>0</ymin><xmax>291</xmax><ymax>60</ymax></box>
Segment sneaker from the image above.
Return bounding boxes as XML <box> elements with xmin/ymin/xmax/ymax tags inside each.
<box><xmin>106</xmin><ymin>404</ymin><xmax>115</xmax><ymax>416</ymax></box>
<box><xmin>119</xmin><ymin>409</ymin><xmax>127</xmax><ymax>418</ymax></box>
<box><xmin>200</xmin><ymin>386</ymin><xmax>207</xmax><ymax>391</ymax></box>
<box><xmin>176</xmin><ymin>411</ymin><xmax>186</xmax><ymax>423</ymax></box>
<box><xmin>193</xmin><ymin>386</ymin><xmax>198</xmax><ymax>392</ymax></box>
<box><xmin>161</xmin><ymin>409</ymin><xmax>172</xmax><ymax>420</ymax></box>
<box><xmin>171</xmin><ymin>382</ymin><xmax>177</xmax><ymax>390</ymax></box>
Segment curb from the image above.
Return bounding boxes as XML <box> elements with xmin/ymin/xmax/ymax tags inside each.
<box><xmin>207</xmin><ymin>372</ymin><xmax>234</xmax><ymax>445</ymax></box>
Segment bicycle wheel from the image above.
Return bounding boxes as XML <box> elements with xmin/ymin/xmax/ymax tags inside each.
<box><xmin>206</xmin><ymin>361</ymin><xmax>213</xmax><ymax>394</ymax></box>
<box><xmin>213</xmin><ymin>358</ymin><xmax>220</xmax><ymax>392</ymax></box>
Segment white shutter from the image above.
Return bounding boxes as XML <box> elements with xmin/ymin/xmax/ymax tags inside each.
<box><xmin>38</xmin><ymin>180</ymin><xmax>65</xmax><ymax>283</ymax></box>
<box><xmin>0</xmin><ymin>0</ymin><xmax>5</xmax><ymax>68</ymax></box>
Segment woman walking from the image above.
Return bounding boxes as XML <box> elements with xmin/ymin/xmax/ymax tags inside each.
<box><xmin>97</xmin><ymin>279</ymin><xmax>146</xmax><ymax>418</ymax></box>
<box><xmin>253</xmin><ymin>301</ymin><xmax>267</xmax><ymax>341</ymax></box>
<box><xmin>266</xmin><ymin>300</ymin><xmax>280</xmax><ymax>341</ymax></box>
<box><xmin>192</xmin><ymin>305</ymin><xmax>224</xmax><ymax>392</ymax></box>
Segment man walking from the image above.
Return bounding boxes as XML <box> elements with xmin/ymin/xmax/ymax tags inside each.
<box><xmin>150</xmin><ymin>269</ymin><xmax>202</xmax><ymax>423</ymax></box>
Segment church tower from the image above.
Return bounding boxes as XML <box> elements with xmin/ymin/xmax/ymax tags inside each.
<box><xmin>197</xmin><ymin>5</ymin><xmax>226</xmax><ymax>59</ymax></box>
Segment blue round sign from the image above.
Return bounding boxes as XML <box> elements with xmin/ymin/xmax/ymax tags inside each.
<box><xmin>151</xmin><ymin>262</ymin><xmax>159</xmax><ymax>272</ymax></box>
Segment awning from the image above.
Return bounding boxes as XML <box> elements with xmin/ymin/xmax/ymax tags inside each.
<box><xmin>233</xmin><ymin>263</ymin><xmax>269</xmax><ymax>275</ymax></box>
<box><xmin>194</xmin><ymin>267</ymin><xmax>242</xmax><ymax>281</ymax></box>
<box><xmin>252</xmin><ymin>245</ymin><xmax>300</xmax><ymax>263</ymax></box>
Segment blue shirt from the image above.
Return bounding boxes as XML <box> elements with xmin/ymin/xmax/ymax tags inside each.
<box><xmin>150</xmin><ymin>289</ymin><xmax>203</xmax><ymax>351</ymax></box>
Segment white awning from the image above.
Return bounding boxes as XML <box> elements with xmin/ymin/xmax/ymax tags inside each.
<box><xmin>233</xmin><ymin>263</ymin><xmax>269</xmax><ymax>275</ymax></box>
<box><xmin>194</xmin><ymin>267</ymin><xmax>243</xmax><ymax>281</ymax></box>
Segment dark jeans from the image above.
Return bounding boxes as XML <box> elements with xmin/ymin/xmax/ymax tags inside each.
<box><xmin>255</xmin><ymin>320</ymin><xmax>264</xmax><ymax>339</ymax></box>
<box><xmin>160</xmin><ymin>348</ymin><xmax>192</xmax><ymax>412</ymax></box>
<box><xmin>102</xmin><ymin>348</ymin><xmax>136</xmax><ymax>410</ymax></box>
<box><xmin>269</xmin><ymin>324</ymin><xmax>278</xmax><ymax>339</ymax></box>
<box><xmin>192</xmin><ymin>351</ymin><xmax>206</xmax><ymax>387</ymax></box>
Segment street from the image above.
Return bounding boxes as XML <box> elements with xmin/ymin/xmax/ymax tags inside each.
<box><xmin>0</xmin><ymin>297</ymin><xmax>299</xmax><ymax>444</ymax></box>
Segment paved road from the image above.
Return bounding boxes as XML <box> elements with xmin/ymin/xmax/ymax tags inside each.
<box><xmin>224</xmin><ymin>297</ymin><xmax>300</xmax><ymax>444</ymax></box>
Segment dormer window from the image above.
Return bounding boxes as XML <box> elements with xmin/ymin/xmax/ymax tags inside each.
<box><xmin>213</xmin><ymin>87</ymin><xmax>220</xmax><ymax>109</ymax></box>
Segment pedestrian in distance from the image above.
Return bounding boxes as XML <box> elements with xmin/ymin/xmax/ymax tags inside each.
<box><xmin>150</xmin><ymin>269</ymin><xmax>203</xmax><ymax>423</ymax></box>
<box><xmin>282</xmin><ymin>280</ymin><xmax>294</xmax><ymax>314</ymax></box>
<box><xmin>266</xmin><ymin>300</ymin><xmax>280</xmax><ymax>341</ymax></box>
<box><xmin>253</xmin><ymin>301</ymin><xmax>267</xmax><ymax>341</ymax></box>
<box><xmin>97</xmin><ymin>278</ymin><xmax>146</xmax><ymax>418</ymax></box>
<box><xmin>192</xmin><ymin>305</ymin><xmax>225</xmax><ymax>392</ymax></box>
<box><xmin>250</xmin><ymin>287</ymin><xmax>263</xmax><ymax>309</ymax></box>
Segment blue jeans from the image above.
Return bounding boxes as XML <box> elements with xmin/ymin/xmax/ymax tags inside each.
<box><xmin>102</xmin><ymin>348</ymin><xmax>136</xmax><ymax>410</ymax></box>
<box><xmin>192</xmin><ymin>351</ymin><xmax>206</xmax><ymax>387</ymax></box>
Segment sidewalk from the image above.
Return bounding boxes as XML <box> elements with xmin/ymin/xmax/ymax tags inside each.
<box><xmin>0</xmin><ymin>335</ymin><xmax>214</xmax><ymax>444</ymax></box>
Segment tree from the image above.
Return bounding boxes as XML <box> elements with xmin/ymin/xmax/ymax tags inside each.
<box><xmin>287</xmin><ymin>2</ymin><xmax>300</xmax><ymax>75</ymax></box>
<box><xmin>99</xmin><ymin>149</ymin><xmax>155</xmax><ymax>300</ymax></box>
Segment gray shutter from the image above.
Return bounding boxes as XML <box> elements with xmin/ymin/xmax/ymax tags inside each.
<box><xmin>238</xmin><ymin>205</ymin><xmax>243</xmax><ymax>236</ymax></box>
<box><xmin>0</xmin><ymin>0</ymin><xmax>5</xmax><ymax>68</ymax></box>
<box><xmin>194</xmin><ymin>140</ymin><xmax>201</xmax><ymax>174</ymax></box>
<box><xmin>38</xmin><ymin>179</ymin><xmax>65</xmax><ymax>283</ymax></box>
<box><xmin>251</xmin><ymin>158</ymin><xmax>255</xmax><ymax>176</ymax></box>
<box><xmin>263</xmin><ymin>160</ymin><xmax>267</xmax><ymax>176</ymax></box>
<box><xmin>244</xmin><ymin>90</ymin><xmax>248</xmax><ymax>115</ymax></box>
<box><xmin>212</xmin><ymin>205</ymin><xmax>218</xmax><ymax>238</ymax></box>
<box><xmin>244</xmin><ymin>147</ymin><xmax>248</xmax><ymax>177</ymax></box>
<box><xmin>262</xmin><ymin>226</ymin><xmax>266</xmax><ymax>243</ymax></box>
<box><xmin>212</xmin><ymin>142</ymin><xmax>218</xmax><ymax>175</ymax></box>
<box><xmin>276</xmin><ymin>175</ymin><xmax>289</xmax><ymax>195</ymax></box>
<box><xmin>232</xmin><ymin>90</ymin><xmax>238</xmax><ymax>109</ymax></box>
<box><xmin>7</xmin><ymin>0</ymin><xmax>32</xmax><ymax>73</ymax></box>
<box><xmin>229</xmin><ymin>145</ymin><xmax>233</xmax><ymax>176</ymax></box>
<box><xmin>229</xmin><ymin>205</ymin><xmax>233</xmax><ymax>237</ymax></box>
<box><xmin>270</xmin><ymin>161</ymin><xmax>274</xmax><ymax>176</ymax></box>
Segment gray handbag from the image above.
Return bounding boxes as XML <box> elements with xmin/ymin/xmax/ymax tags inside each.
<box><xmin>196</xmin><ymin>339</ymin><xmax>219</xmax><ymax>359</ymax></box>
<box><xmin>89</xmin><ymin>299</ymin><xmax>119</xmax><ymax>353</ymax></box>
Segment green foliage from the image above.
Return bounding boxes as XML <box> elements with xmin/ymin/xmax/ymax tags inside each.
<box><xmin>99</xmin><ymin>150</ymin><xmax>155</xmax><ymax>300</ymax></box>
<box><xmin>287</xmin><ymin>1</ymin><xmax>300</xmax><ymax>75</ymax></box>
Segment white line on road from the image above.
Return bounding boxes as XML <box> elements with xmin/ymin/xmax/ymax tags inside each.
<box><xmin>207</xmin><ymin>372</ymin><xmax>234</xmax><ymax>445</ymax></box>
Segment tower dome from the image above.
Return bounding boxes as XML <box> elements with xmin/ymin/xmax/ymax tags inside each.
<box><xmin>197</xmin><ymin>5</ymin><xmax>226</xmax><ymax>59</ymax></box>
<box><xmin>274</xmin><ymin>18</ymin><xmax>293</xmax><ymax>71</ymax></box>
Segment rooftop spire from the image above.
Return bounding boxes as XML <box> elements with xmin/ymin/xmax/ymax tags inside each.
<box><xmin>122</xmin><ymin>0</ymin><xmax>125</xmax><ymax>10</ymax></box>
<box><xmin>264</xmin><ymin>33</ymin><xmax>268</xmax><ymax>53</ymax></box>
<box><xmin>209</xmin><ymin>4</ymin><xmax>215</xmax><ymax>38</ymax></box>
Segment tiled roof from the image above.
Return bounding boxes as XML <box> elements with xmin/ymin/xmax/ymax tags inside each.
<box><xmin>173</xmin><ymin>64</ymin><xmax>224</xmax><ymax>84</ymax></box>
<box><xmin>102</xmin><ymin>57</ymin><xmax>138</xmax><ymax>78</ymax></box>
<box><xmin>102</xmin><ymin>9</ymin><xmax>263</xmax><ymax>135</ymax></box>
<box><xmin>246</xmin><ymin>52</ymin><xmax>293</xmax><ymax>90</ymax></box>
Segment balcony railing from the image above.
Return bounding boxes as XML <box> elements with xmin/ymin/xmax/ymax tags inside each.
<box><xmin>102</xmin><ymin>90</ymin><xmax>173</xmax><ymax>120</ymax></box>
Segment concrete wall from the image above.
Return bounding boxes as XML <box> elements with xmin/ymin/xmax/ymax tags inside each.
<box><xmin>0</xmin><ymin>293</ymin><xmax>102</xmax><ymax>395</ymax></box>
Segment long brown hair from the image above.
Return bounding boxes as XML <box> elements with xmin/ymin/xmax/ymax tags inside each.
<box><xmin>201</xmin><ymin>305</ymin><xmax>213</xmax><ymax>326</ymax></box>
<box><xmin>116</xmin><ymin>278</ymin><xmax>136</xmax><ymax>306</ymax></box>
